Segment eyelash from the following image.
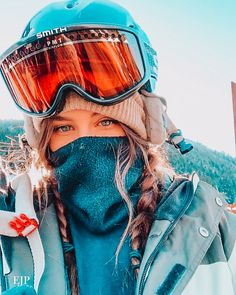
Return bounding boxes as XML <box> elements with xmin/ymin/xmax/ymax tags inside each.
<box><xmin>53</xmin><ymin>119</ymin><xmax>117</xmax><ymax>133</ymax></box>
<box><xmin>53</xmin><ymin>125</ymin><xmax>72</xmax><ymax>133</ymax></box>
<box><xmin>98</xmin><ymin>119</ymin><xmax>116</xmax><ymax>127</ymax></box>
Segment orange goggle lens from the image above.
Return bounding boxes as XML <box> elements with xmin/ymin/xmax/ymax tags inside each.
<box><xmin>1</xmin><ymin>29</ymin><xmax>144</xmax><ymax>114</ymax></box>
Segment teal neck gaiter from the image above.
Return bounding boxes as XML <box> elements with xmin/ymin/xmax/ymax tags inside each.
<box><xmin>49</xmin><ymin>136</ymin><xmax>144</xmax><ymax>233</ymax></box>
<box><xmin>49</xmin><ymin>137</ymin><xmax>144</xmax><ymax>295</ymax></box>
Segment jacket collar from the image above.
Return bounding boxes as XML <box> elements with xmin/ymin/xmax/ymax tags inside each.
<box><xmin>136</xmin><ymin>173</ymin><xmax>226</xmax><ymax>295</ymax></box>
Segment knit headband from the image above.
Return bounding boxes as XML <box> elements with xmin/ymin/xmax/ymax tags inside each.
<box><xmin>24</xmin><ymin>90</ymin><xmax>167</xmax><ymax>148</ymax></box>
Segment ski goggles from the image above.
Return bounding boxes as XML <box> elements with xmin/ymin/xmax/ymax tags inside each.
<box><xmin>0</xmin><ymin>26</ymin><xmax>155</xmax><ymax>117</ymax></box>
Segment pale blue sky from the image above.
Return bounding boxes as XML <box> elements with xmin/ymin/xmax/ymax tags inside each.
<box><xmin>0</xmin><ymin>0</ymin><xmax>235</xmax><ymax>156</ymax></box>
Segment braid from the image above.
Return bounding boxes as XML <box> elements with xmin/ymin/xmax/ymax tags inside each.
<box><xmin>50</xmin><ymin>178</ymin><xmax>79</xmax><ymax>295</ymax></box>
<box><xmin>116</xmin><ymin>124</ymin><xmax>171</xmax><ymax>279</ymax></box>
<box><xmin>50</xmin><ymin>179</ymin><xmax>68</xmax><ymax>241</ymax></box>
<box><xmin>130</xmin><ymin>148</ymin><xmax>162</xmax><ymax>278</ymax></box>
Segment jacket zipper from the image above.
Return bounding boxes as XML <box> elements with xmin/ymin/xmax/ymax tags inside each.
<box><xmin>138</xmin><ymin>221</ymin><xmax>175</xmax><ymax>295</ymax></box>
<box><xmin>138</xmin><ymin>180</ymin><xmax>194</xmax><ymax>295</ymax></box>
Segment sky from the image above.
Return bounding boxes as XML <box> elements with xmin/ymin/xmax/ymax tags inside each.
<box><xmin>0</xmin><ymin>0</ymin><xmax>235</xmax><ymax>156</ymax></box>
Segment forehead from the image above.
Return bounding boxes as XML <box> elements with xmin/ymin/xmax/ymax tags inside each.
<box><xmin>52</xmin><ymin>109</ymin><xmax>106</xmax><ymax>121</ymax></box>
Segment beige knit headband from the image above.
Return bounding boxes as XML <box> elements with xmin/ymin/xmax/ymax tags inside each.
<box><xmin>24</xmin><ymin>90</ymin><xmax>167</xmax><ymax>148</ymax></box>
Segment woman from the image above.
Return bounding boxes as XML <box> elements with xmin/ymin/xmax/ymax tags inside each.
<box><xmin>0</xmin><ymin>1</ymin><xmax>235</xmax><ymax>294</ymax></box>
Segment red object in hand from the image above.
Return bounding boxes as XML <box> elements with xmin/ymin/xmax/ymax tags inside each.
<box><xmin>9</xmin><ymin>213</ymin><xmax>39</xmax><ymax>237</ymax></box>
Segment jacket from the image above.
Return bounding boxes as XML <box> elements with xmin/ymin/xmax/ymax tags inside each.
<box><xmin>0</xmin><ymin>172</ymin><xmax>235</xmax><ymax>295</ymax></box>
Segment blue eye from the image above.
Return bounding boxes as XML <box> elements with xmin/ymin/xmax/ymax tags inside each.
<box><xmin>53</xmin><ymin>125</ymin><xmax>72</xmax><ymax>132</ymax></box>
<box><xmin>99</xmin><ymin>119</ymin><xmax>116</xmax><ymax>127</ymax></box>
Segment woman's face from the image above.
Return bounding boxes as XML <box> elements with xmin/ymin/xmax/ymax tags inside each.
<box><xmin>49</xmin><ymin>109</ymin><xmax>126</xmax><ymax>151</ymax></box>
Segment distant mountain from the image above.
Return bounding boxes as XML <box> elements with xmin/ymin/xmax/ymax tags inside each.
<box><xmin>0</xmin><ymin>120</ymin><xmax>235</xmax><ymax>203</ymax></box>
<box><xmin>166</xmin><ymin>140</ymin><xmax>235</xmax><ymax>203</ymax></box>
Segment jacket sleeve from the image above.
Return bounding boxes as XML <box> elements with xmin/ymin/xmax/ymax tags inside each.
<box><xmin>219</xmin><ymin>207</ymin><xmax>236</xmax><ymax>291</ymax></box>
<box><xmin>1</xmin><ymin>286</ymin><xmax>36</xmax><ymax>295</ymax></box>
<box><xmin>0</xmin><ymin>170</ymin><xmax>16</xmax><ymax>293</ymax></box>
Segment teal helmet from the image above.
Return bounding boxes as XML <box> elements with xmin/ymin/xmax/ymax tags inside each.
<box><xmin>22</xmin><ymin>0</ymin><xmax>158</xmax><ymax>92</ymax></box>
<box><xmin>0</xmin><ymin>0</ymin><xmax>158</xmax><ymax>116</ymax></box>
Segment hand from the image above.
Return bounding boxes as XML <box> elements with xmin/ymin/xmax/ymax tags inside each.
<box><xmin>0</xmin><ymin>169</ymin><xmax>39</xmax><ymax>237</ymax></box>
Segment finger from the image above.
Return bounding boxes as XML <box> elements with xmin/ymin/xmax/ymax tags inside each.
<box><xmin>11</xmin><ymin>173</ymin><xmax>38</xmax><ymax>222</ymax></box>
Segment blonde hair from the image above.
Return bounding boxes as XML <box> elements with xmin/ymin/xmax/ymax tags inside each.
<box><xmin>33</xmin><ymin>117</ymin><xmax>175</xmax><ymax>293</ymax></box>
<box><xmin>1</xmin><ymin>117</ymin><xmax>175</xmax><ymax>294</ymax></box>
